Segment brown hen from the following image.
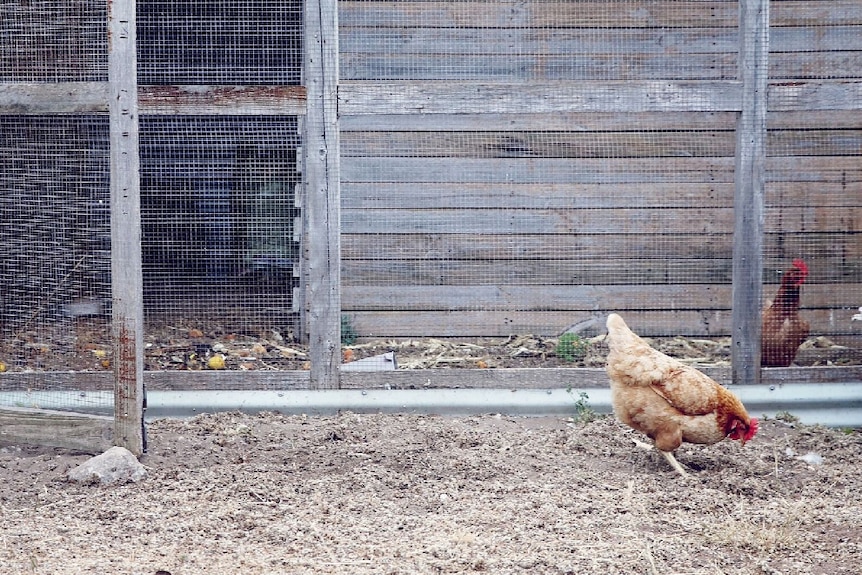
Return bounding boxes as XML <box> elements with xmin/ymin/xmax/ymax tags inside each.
<box><xmin>605</xmin><ymin>313</ymin><xmax>758</xmax><ymax>477</ymax></box>
<box><xmin>761</xmin><ymin>259</ymin><xmax>810</xmax><ymax>367</ymax></box>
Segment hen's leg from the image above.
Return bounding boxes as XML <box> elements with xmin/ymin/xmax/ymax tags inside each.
<box><xmin>660</xmin><ymin>450</ymin><xmax>690</xmax><ymax>478</ymax></box>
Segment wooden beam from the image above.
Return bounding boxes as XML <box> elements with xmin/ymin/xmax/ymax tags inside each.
<box><xmin>0</xmin><ymin>407</ymin><xmax>113</xmax><ymax>454</ymax></box>
<box><xmin>108</xmin><ymin>0</ymin><xmax>145</xmax><ymax>455</ymax></box>
<box><xmin>0</xmin><ymin>82</ymin><xmax>108</xmax><ymax>114</ymax></box>
<box><xmin>732</xmin><ymin>0</ymin><xmax>770</xmax><ymax>385</ymax></box>
<box><xmin>0</xmin><ymin>84</ymin><xmax>309</xmax><ymax>115</ymax></box>
<box><xmin>137</xmin><ymin>85</ymin><xmax>307</xmax><ymax>115</ymax></box>
<box><xmin>769</xmin><ymin>80</ymin><xmax>862</xmax><ymax>112</ymax></box>
<box><xmin>303</xmin><ymin>0</ymin><xmax>342</xmax><ymax>389</ymax></box>
<box><xmin>2</xmin><ymin>366</ymin><xmax>860</xmax><ymax>393</ymax></box>
<box><xmin>339</xmin><ymin>81</ymin><xmax>743</xmax><ymax>115</ymax></box>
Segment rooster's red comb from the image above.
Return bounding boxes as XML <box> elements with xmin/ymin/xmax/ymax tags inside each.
<box><xmin>792</xmin><ymin>259</ymin><xmax>809</xmax><ymax>276</ymax></box>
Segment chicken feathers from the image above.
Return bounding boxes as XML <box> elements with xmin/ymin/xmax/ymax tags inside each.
<box><xmin>762</xmin><ymin>259</ymin><xmax>810</xmax><ymax>367</ymax></box>
<box><xmin>605</xmin><ymin>313</ymin><xmax>758</xmax><ymax>477</ymax></box>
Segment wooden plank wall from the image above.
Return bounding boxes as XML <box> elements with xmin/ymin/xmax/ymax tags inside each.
<box><xmin>338</xmin><ymin>0</ymin><xmax>862</xmax><ymax>340</ymax></box>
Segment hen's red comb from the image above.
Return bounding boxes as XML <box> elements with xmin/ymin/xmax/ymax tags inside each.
<box><xmin>747</xmin><ymin>417</ymin><xmax>759</xmax><ymax>441</ymax></box>
<box><xmin>792</xmin><ymin>259</ymin><xmax>809</xmax><ymax>277</ymax></box>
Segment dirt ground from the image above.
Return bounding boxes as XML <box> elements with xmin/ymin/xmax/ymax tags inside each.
<box><xmin>1</xmin><ymin>411</ymin><xmax>860</xmax><ymax>575</ymax></box>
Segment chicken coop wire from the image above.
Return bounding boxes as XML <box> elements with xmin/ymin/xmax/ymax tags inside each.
<box><xmin>0</xmin><ymin>114</ymin><xmax>112</xmax><ymax>411</ymax></box>
<box><xmin>764</xmin><ymin>1</ymin><xmax>862</xmax><ymax>366</ymax></box>
<box><xmin>136</xmin><ymin>1</ymin><xmax>304</xmax><ymax>376</ymax></box>
<box><xmin>339</xmin><ymin>0</ymin><xmax>739</xmax><ymax>356</ymax></box>
<box><xmin>0</xmin><ymin>1</ymin><xmax>107</xmax><ymax>83</ymax></box>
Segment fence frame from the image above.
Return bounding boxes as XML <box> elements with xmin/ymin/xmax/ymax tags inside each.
<box><xmin>2</xmin><ymin>0</ymin><xmax>862</xmax><ymax>454</ymax></box>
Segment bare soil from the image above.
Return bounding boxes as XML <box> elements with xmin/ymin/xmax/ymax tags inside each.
<box><xmin>1</xmin><ymin>411</ymin><xmax>860</xmax><ymax>575</ymax></box>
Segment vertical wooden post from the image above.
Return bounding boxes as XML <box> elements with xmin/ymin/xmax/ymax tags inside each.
<box><xmin>303</xmin><ymin>0</ymin><xmax>342</xmax><ymax>388</ymax></box>
<box><xmin>108</xmin><ymin>0</ymin><xmax>145</xmax><ymax>454</ymax></box>
<box><xmin>732</xmin><ymin>0</ymin><xmax>770</xmax><ymax>385</ymax></box>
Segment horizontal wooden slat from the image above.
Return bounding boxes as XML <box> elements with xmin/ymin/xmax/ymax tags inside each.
<box><xmin>342</xmin><ymin>233</ymin><xmax>861</xmax><ymax>262</ymax></box>
<box><xmin>769</xmin><ymin>109</ymin><xmax>862</xmax><ymax>129</ymax></box>
<box><xmin>772</xmin><ymin>26</ymin><xmax>862</xmax><ymax>51</ymax></box>
<box><xmin>346</xmin><ymin>309</ymin><xmax>862</xmax><ymax>338</ymax></box>
<box><xmin>0</xmin><ymin>83</ymin><xmax>308</xmax><ymax>115</ymax></box>
<box><xmin>343</xmin><ymin>207</ymin><xmax>734</xmax><ymax>234</ymax></box>
<box><xmin>347</xmin><ymin>310</ymin><xmax>729</xmax><ymax>337</ymax></box>
<box><xmin>343</xmin><ymin>258</ymin><xmax>862</xmax><ymax>286</ymax></box>
<box><xmin>0</xmin><ymin>407</ymin><xmax>113</xmax><ymax>454</ymax></box>
<box><xmin>343</xmin><ymin>182</ymin><xmax>860</xmax><ymax>209</ymax></box>
<box><xmin>766</xmin><ymin>182</ymin><xmax>862</xmax><ymax>207</ymax></box>
<box><xmin>340</xmin><ymin>111</ymin><xmax>739</xmax><ymax>132</ymax></box>
<box><xmin>343</xmin><ymin>182</ymin><xmax>735</xmax><ymax>209</ymax></box>
<box><xmin>340</xmin><ymin>26</ymin><xmax>861</xmax><ymax>60</ymax></box>
<box><xmin>138</xmin><ymin>85</ymin><xmax>306</xmax><ymax>115</ymax></box>
<box><xmin>0</xmin><ymin>82</ymin><xmax>108</xmax><ymax>114</ymax></box>
<box><xmin>341</xmin><ymin>53</ymin><xmax>736</xmax><ymax>82</ymax></box>
<box><xmin>343</xmin><ymin>156</ymin><xmax>735</xmax><ymax>183</ymax></box>
<box><xmin>339</xmin><ymin>81</ymin><xmax>743</xmax><ymax>115</ymax></box>
<box><xmin>341</xmin><ymin>28</ymin><xmax>740</xmax><ymax>55</ymax></box>
<box><xmin>342</xmin><ymin>206</ymin><xmax>859</xmax><ymax>234</ymax></box>
<box><xmin>342</xmin><ymin>129</ymin><xmax>862</xmax><ymax>158</ymax></box>
<box><xmin>338</xmin><ymin>2</ymin><xmax>740</xmax><ymax>29</ymax></box>
<box><xmin>345</xmin><ymin>366</ymin><xmax>862</xmax><ymax>390</ymax></box>
<box><xmin>341</xmin><ymin>130</ymin><xmax>736</xmax><ymax>158</ymax></box>
<box><xmin>343</xmin><ymin>258</ymin><xmax>733</xmax><ymax>285</ymax></box>
<box><xmin>341</xmin><ymin>109</ymin><xmax>862</xmax><ymax>132</ymax></box>
<box><xmin>770</xmin><ymin>53</ymin><xmax>862</xmax><ymax>82</ymax></box>
<box><xmin>344</xmin><ymin>156</ymin><xmax>860</xmax><ymax>184</ymax></box>
<box><xmin>343</xmin><ymin>233</ymin><xmax>733</xmax><ymax>261</ymax></box>
<box><xmin>769</xmin><ymin>80</ymin><xmax>862</xmax><ymax>111</ymax></box>
<box><xmin>341</xmin><ymin>284</ymin><xmax>862</xmax><ymax>312</ymax></box>
<box><xmin>4</xmin><ymin>365</ymin><xmax>859</xmax><ymax>392</ymax></box>
<box><xmin>771</xmin><ymin>1</ymin><xmax>862</xmax><ymax>27</ymax></box>
<box><xmin>339</xmin><ymin>1</ymin><xmax>861</xmax><ymax>30</ymax></box>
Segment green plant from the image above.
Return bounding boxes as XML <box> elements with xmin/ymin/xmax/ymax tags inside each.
<box><xmin>341</xmin><ymin>315</ymin><xmax>358</xmax><ymax>345</ymax></box>
<box><xmin>775</xmin><ymin>411</ymin><xmax>800</xmax><ymax>424</ymax></box>
<box><xmin>569</xmin><ymin>391</ymin><xmax>597</xmax><ymax>424</ymax></box>
<box><xmin>555</xmin><ymin>332</ymin><xmax>588</xmax><ymax>363</ymax></box>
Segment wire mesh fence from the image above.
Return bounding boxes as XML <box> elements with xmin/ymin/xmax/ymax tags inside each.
<box><xmin>0</xmin><ymin>114</ymin><xmax>112</xmax><ymax>410</ymax></box>
<box><xmin>0</xmin><ymin>0</ymin><xmax>859</xmax><ymax>422</ymax></box>
<box><xmin>340</xmin><ymin>0</ymin><xmax>741</xmax><ymax>352</ymax></box>
<box><xmin>140</xmin><ymin>115</ymin><xmax>303</xmax><ymax>370</ymax></box>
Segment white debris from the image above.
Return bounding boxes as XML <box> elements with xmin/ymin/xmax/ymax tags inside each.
<box><xmin>796</xmin><ymin>452</ymin><xmax>823</xmax><ymax>466</ymax></box>
<box><xmin>341</xmin><ymin>351</ymin><xmax>397</xmax><ymax>372</ymax></box>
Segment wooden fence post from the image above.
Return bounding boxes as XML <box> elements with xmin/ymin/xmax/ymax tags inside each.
<box><xmin>108</xmin><ymin>0</ymin><xmax>145</xmax><ymax>454</ymax></box>
<box><xmin>732</xmin><ymin>0</ymin><xmax>770</xmax><ymax>385</ymax></box>
<box><xmin>303</xmin><ymin>0</ymin><xmax>342</xmax><ymax>389</ymax></box>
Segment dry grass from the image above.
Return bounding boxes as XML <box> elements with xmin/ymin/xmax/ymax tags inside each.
<box><xmin>1</xmin><ymin>412</ymin><xmax>860</xmax><ymax>574</ymax></box>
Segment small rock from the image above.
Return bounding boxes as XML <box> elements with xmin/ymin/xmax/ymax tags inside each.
<box><xmin>67</xmin><ymin>446</ymin><xmax>147</xmax><ymax>485</ymax></box>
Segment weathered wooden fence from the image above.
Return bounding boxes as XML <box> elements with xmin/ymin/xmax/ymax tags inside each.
<box><xmin>1</xmin><ymin>1</ymin><xmax>861</xmax><ymax>454</ymax></box>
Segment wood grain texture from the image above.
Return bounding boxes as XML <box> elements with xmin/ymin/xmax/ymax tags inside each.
<box><xmin>0</xmin><ymin>408</ymin><xmax>113</xmax><ymax>454</ymax></box>
<box><xmin>108</xmin><ymin>0</ymin><xmax>145</xmax><ymax>456</ymax></box>
<box><xmin>303</xmin><ymin>0</ymin><xmax>343</xmax><ymax>388</ymax></box>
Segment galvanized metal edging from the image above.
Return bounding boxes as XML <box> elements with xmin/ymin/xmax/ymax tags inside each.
<box><xmin>2</xmin><ymin>381</ymin><xmax>861</xmax><ymax>428</ymax></box>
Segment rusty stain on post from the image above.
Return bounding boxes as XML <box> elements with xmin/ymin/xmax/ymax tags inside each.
<box><xmin>138</xmin><ymin>85</ymin><xmax>307</xmax><ymax>115</ymax></box>
<box><xmin>109</xmin><ymin>0</ymin><xmax>145</xmax><ymax>456</ymax></box>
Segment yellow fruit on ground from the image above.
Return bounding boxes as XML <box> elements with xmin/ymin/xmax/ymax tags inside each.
<box><xmin>207</xmin><ymin>354</ymin><xmax>226</xmax><ymax>370</ymax></box>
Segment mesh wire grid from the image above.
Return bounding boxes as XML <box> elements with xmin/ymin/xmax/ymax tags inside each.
<box><xmin>0</xmin><ymin>115</ymin><xmax>112</xmax><ymax>409</ymax></box>
<box><xmin>340</xmin><ymin>0</ymin><xmax>741</xmax><ymax>345</ymax></box>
